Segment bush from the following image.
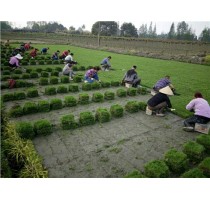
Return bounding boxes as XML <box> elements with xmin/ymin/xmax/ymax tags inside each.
<box><xmin>45</xmin><ymin>67</ymin><xmax>53</xmax><ymax>72</ymax></box>
<box><xmin>125</xmin><ymin>101</ymin><xmax>139</xmax><ymax>113</ymax></box>
<box><xmin>60</xmin><ymin>76</ymin><xmax>69</xmax><ymax>83</ymax></box>
<box><xmin>180</xmin><ymin>168</ymin><xmax>206</xmax><ymax>178</ymax></box>
<box><xmin>15</xmin><ymin>80</ymin><xmax>26</xmax><ymax>88</ymax></box>
<box><xmin>11</xmin><ymin>74</ymin><xmax>21</xmax><ymax>80</ymax></box>
<box><xmin>74</xmin><ymin>75</ymin><xmax>83</xmax><ymax>83</ymax></box>
<box><xmin>2</xmin><ymin>70</ymin><xmax>10</xmax><ymax>75</ymax></box>
<box><xmin>34</xmin><ymin>119</ymin><xmax>52</xmax><ymax>136</ymax></box>
<box><xmin>38</xmin><ymin>60</ymin><xmax>45</xmax><ymax>65</ymax></box>
<box><xmin>101</xmin><ymin>81</ymin><xmax>111</xmax><ymax>88</ymax></box>
<box><xmin>183</xmin><ymin>141</ymin><xmax>205</xmax><ymax>162</ymax></box>
<box><xmin>13</xmin><ymin>69</ymin><xmax>22</xmax><ymax>74</ymax></box>
<box><xmin>55</xmin><ymin>67</ymin><xmax>62</xmax><ymax>72</ymax></box>
<box><xmin>29</xmin><ymin>60</ymin><xmax>36</xmax><ymax>65</ymax></box>
<box><xmin>30</xmin><ymin>71</ymin><xmax>39</xmax><ymax>78</ymax></box>
<box><xmin>36</xmin><ymin>68</ymin><xmax>43</xmax><ymax>73</ymax></box>
<box><xmin>82</xmin><ymin>83</ymin><xmax>92</xmax><ymax>91</ymax></box>
<box><xmin>104</xmin><ymin>91</ymin><xmax>115</xmax><ymax>100</ymax></box>
<box><xmin>1</xmin><ymin>75</ymin><xmax>11</xmax><ymax>81</ymax></box>
<box><xmin>72</xmin><ymin>66</ymin><xmax>78</xmax><ymax>71</ymax></box>
<box><xmin>198</xmin><ymin>157</ymin><xmax>210</xmax><ymax>177</ymax></box>
<box><xmin>41</xmin><ymin>71</ymin><xmax>49</xmax><ymax>78</ymax></box>
<box><xmin>21</xmin><ymin>61</ymin><xmax>28</xmax><ymax>66</ymax></box>
<box><xmin>49</xmin><ymin>76</ymin><xmax>59</xmax><ymax>84</ymax></box>
<box><xmin>2</xmin><ymin>93</ymin><xmax>14</xmax><ymax>102</ymax></box>
<box><xmin>46</xmin><ymin>60</ymin><xmax>52</xmax><ymax>65</ymax></box>
<box><xmin>27</xmin><ymin>88</ymin><xmax>39</xmax><ymax>98</ymax></box>
<box><xmin>79</xmin><ymin>66</ymin><xmax>86</xmax><ymax>71</ymax></box>
<box><xmin>9</xmin><ymin>105</ymin><xmax>23</xmax><ymax>117</ymax></box>
<box><xmin>164</xmin><ymin>148</ymin><xmax>189</xmax><ymax>174</ymax></box>
<box><xmin>45</xmin><ymin>86</ymin><xmax>57</xmax><ymax>95</ymax></box>
<box><xmin>196</xmin><ymin>134</ymin><xmax>210</xmax><ymax>152</ymax></box>
<box><xmin>60</xmin><ymin>114</ymin><xmax>78</xmax><ymax>130</ymax></box>
<box><xmin>21</xmin><ymin>73</ymin><xmax>30</xmax><ymax>79</ymax></box>
<box><xmin>39</xmin><ymin>77</ymin><xmax>48</xmax><ymax>85</ymax></box>
<box><xmin>92</xmin><ymin>92</ymin><xmax>104</xmax><ymax>102</ymax></box>
<box><xmin>127</xmin><ymin>88</ymin><xmax>137</xmax><ymax>96</ymax></box>
<box><xmin>69</xmin><ymin>84</ymin><xmax>79</xmax><ymax>92</ymax></box>
<box><xmin>52</xmin><ymin>60</ymin><xmax>59</xmax><ymax>64</ymax></box>
<box><xmin>110</xmin><ymin>104</ymin><xmax>124</xmax><ymax>118</ymax></box>
<box><xmin>138</xmin><ymin>102</ymin><xmax>147</xmax><ymax>111</ymax></box>
<box><xmin>1</xmin><ymin>83</ymin><xmax>9</xmax><ymax>89</ymax></box>
<box><xmin>16</xmin><ymin>122</ymin><xmax>35</xmax><ymax>139</ymax></box>
<box><xmin>124</xmin><ymin>170</ymin><xmax>146</xmax><ymax>178</ymax></box>
<box><xmin>64</xmin><ymin>96</ymin><xmax>77</xmax><ymax>107</ymax></box>
<box><xmin>37</xmin><ymin>100</ymin><xmax>50</xmax><ymax>112</ymax></box>
<box><xmin>50</xmin><ymin>98</ymin><xmax>63</xmax><ymax>110</ymax></box>
<box><xmin>57</xmin><ymin>85</ymin><xmax>68</xmax><ymax>93</ymax></box>
<box><xmin>51</xmin><ymin>70</ymin><xmax>59</xmax><ymax>76</ymax></box>
<box><xmin>78</xmin><ymin>93</ymin><xmax>90</xmax><ymax>104</ymax></box>
<box><xmin>26</xmin><ymin>68</ymin><xmax>32</xmax><ymax>73</ymax></box>
<box><xmin>95</xmin><ymin>108</ymin><xmax>111</xmax><ymax>123</ymax></box>
<box><xmin>14</xmin><ymin>91</ymin><xmax>26</xmax><ymax>100</ymax></box>
<box><xmin>2</xmin><ymin>66</ymin><xmax>11</xmax><ymax>71</ymax></box>
<box><xmin>116</xmin><ymin>88</ymin><xmax>127</xmax><ymax>97</ymax></box>
<box><xmin>23</xmin><ymin>102</ymin><xmax>38</xmax><ymax>114</ymax></box>
<box><xmin>111</xmin><ymin>81</ymin><xmax>120</xmax><ymax>87</ymax></box>
<box><xmin>137</xmin><ymin>87</ymin><xmax>147</xmax><ymax>95</ymax></box>
<box><xmin>91</xmin><ymin>82</ymin><xmax>101</xmax><ymax>89</ymax></box>
<box><xmin>144</xmin><ymin>160</ymin><xmax>170</xmax><ymax>178</ymax></box>
<box><xmin>79</xmin><ymin>111</ymin><xmax>95</xmax><ymax>126</ymax></box>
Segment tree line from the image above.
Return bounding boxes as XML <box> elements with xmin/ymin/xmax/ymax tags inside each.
<box><xmin>1</xmin><ymin>21</ymin><xmax>210</xmax><ymax>42</ymax></box>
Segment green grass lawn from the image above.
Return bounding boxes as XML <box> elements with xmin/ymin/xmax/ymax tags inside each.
<box><xmin>11</xmin><ymin>43</ymin><xmax>210</xmax><ymax>118</ymax></box>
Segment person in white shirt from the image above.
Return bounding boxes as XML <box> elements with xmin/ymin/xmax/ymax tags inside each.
<box><xmin>62</xmin><ymin>61</ymin><xmax>75</xmax><ymax>80</ymax></box>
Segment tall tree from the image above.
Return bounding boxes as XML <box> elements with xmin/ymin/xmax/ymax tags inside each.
<box><xmin>148</xmin><ymin>22</ymin><xmax>153</xmax><ymax>38</ymax></box>
<box><xmin>138</xmin><ymin>24</ymin><xmax>148</xmax><ymax>38</ymax></box>
<box><xmin>176</xmin><ymin>21</ymin><xmax>196</xmax><ymax>41</ymax></box>
<box><xmin>199</xmin><ymin>28</ymin><xmax>210</xmax><ymax>42</ymax></box>
<box><xmin>1</xmin><ymin>21</ymin><xmax>13</xmax><ymax>30</ymax></box>
<box><xmin>168</xmin><ymin>22</ymin><xmax>176</xmax><ymax>39</ymax></box>
<box><xmin>91</xmin><ymin>21</ymin><xmax>118</xmax><ymax>36</ymax></box>
<box><xmin>120</xmin><ymin>22</ymin><xmax>138</xmax><ymax>37</ymax></box>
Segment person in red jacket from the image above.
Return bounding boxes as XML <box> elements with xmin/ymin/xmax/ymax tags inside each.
<box><xmin>24</xmin><ymin>42</ymin><xmax>31</xmax><ymax>50</ymax></box>
<box><xmin>60</xmin><ymin>50</ymin><xmax>70</xmax><ymax>59</ymax></box>
<box><xmin>30</xmin><ymin>48</ymin><xmax>39</xmax><ymax>58</ymax></box>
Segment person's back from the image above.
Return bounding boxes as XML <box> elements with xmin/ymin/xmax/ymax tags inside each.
<box><xmin>154</xmin><ymin>77</ymin><xmax>171</xmax><ymax>90</ymax></box>
<box><xmin>101</xmin><ymin>56</ymin><xmax>111</xmax><ymax>71</ymax></box>
<box><xmin>123</xmin><ymin>66</ymin><xmax>141</xmax><ymax>87</ymax></box>
<box><xmin>186</xmin><ymin>97</ymin><xmax>210</xmax><ymax>118</ymax></box>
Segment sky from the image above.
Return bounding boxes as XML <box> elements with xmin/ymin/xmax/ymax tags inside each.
<box><xmin>1</xmin><ymin>0</ymin><xmax>210</xmax><ymax>37</ymax></box>
<box><xmin>1</xmin><ymin>0</ymin><xmax>210</xmax><ymax>199</ymax></box>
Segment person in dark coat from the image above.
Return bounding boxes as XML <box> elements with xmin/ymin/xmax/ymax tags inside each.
<box><xmin>147</xmin><ymin>86</ymin><xmax>174</xmax><ymax>116</ymax></box>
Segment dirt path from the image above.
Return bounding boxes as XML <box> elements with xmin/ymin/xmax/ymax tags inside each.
<box><xmin>30</xmin><ymin>94</ymin><xmax>199</xmax><ymax>178</ymax></box>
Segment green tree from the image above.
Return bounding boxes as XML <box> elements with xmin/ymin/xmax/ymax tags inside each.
<box><xmin>168</xmin><ymin>22</ymin><xmax>176</xmax><ymax>39</ymax></box>
<box><xmin>199</xmin><ymin>28</ymin><xmax>210</xmax><ymax>42</ymax></box>
<box><xmin>1</xmin><ymin>21</ymin><xmax>13</xmax><ymax>30</ymax></box>
<box><xmin>176</xmin><ymin>21</ymin><xmax>196</xmax><ymax>41</ymax></box>
<box><xmin>120</xmin><ymin>22</ymin><xmax>138</xmax><ymax>37</ymax></box>
<box><xmin>91</xmin><ymin>21</ymin><xmax>118</xmax><ymax>36</ymax></box>
<box><xmin>138</xmin><ymin>24</ymin><xmax>148</xmax><ymax>38</ymax></box>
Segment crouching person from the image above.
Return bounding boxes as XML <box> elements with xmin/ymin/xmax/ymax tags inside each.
<box><xmin>183</xmin><ymin>92</ymin><xmax>210</xmax><ymax>132</ymax></box>
<box><xmin>84</xmin><ymin>66</ymin><xmax>101</xmax><ymax>83</ymax></box>
<box><xmin>147</xmin><ymin>86</ymin><xmax>174</xmax><ymax>117</ymax></box>
<box><xmin>62</xmin><ymin>61</ymin><xmax>75</xmax><ymax>80</ymax></box>
<box><xmin>122</xmin><ymin>66</ymin><xmax>141</xmax><ymax>88</ymax></box>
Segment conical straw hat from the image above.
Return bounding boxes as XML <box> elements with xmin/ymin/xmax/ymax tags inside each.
<box><xmin>159</xmin><ymin>86</ymin><xmax>174</xmax><ymax>95</ymax></box>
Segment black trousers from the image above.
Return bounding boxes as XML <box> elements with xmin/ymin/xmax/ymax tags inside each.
<box><xmin>184</xmin><ymin>115</ymin><xmax>210</xmax><ymax>127</ymax></box>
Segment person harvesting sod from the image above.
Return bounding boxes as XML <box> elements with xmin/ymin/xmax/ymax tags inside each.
<box><xmin>147</xmin><ymin>86</ymin><xmax>174</xmax><ymax>117</ymax></box>
<box><xmin>183</xmin><ymin>92</ymin><xmax>210</xmax><ymax>132</ymax></box>
<box><xmin>84</xmin><ymin>66</ymin><xmax>101</xmax><ymax>83</ymax></box>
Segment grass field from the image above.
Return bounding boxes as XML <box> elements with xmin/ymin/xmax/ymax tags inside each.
<box><xmin>12</xmin><ymin>43</ymin><xmax>210</xmax><ymax>118</ymax></box>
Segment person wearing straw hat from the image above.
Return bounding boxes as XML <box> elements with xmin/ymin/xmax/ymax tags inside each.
<box><xmin>9</xmin><ymin>53</ymin><xmax>23</xmax><ymax>70</ymax></box>
<box><xmin>147</xmin><ymin>86</ymin><xmax>174</xmax><ymax>116</ymax></box>
<box><xmin>183</xmin><ymin>92</ymin><xmax>210</xmax><ymax>132</ymax></box>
